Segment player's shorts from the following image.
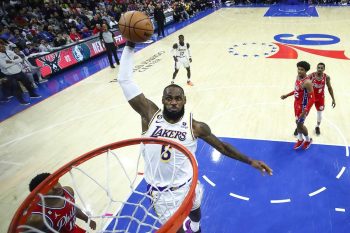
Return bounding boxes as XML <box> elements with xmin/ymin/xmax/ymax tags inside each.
<box><xmin>294</xmin><ymin>101</ymin><xmax>310</xmax><ymax>123</ymax></box>
<box><xmin>175</xmin><ymin>57</ymin><xmax>190</xmax><ymax>69</ymax></box>
<box><xmin>314</xmin><ymin>96</ymin><xmax>325</xmax><ymax>111</ymax></box>
<box><xmin>148</xmin><ymin>180</ymin><xmax>203</xmax><ymax>224</ymax></box>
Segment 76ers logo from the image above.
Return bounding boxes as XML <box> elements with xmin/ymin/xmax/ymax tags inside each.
<box><xmin>269</xmin><ymin>33</ymin><xmax>349</xmax><ymax>60</ymax></box>
<box><xmin>229</xmin><ymin>33</ymin><xmax>349</xmax><ymax>60</ymax></box>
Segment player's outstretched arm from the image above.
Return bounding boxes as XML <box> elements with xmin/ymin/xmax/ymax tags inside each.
<box><xmin>118</xmin><ymin>41</ymin><xmax>159</xmax><ymax>121</ymax></box>
<box><xmin>65</xmin><ymin>186</ymin><xmax>97</xmax><ymax>230</ymax></box>
<box><xmin>192</xmin><ymin>119</ymin><xmax>273</xmax><ymax>175</ymax></box>
<box><xmin>281</xmin><ymin>91</ymin><xmax>294</xmax><ymax>100</ymax></box>
<box><xmin>326</xmin><ymin>75</ymin><xmax>336</xmax><ymax>108</ymax></box>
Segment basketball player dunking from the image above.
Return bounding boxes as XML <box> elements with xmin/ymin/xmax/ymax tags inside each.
<box><xmin>308</xmin><ymin>63</ymin><xmax>336</xmax><ymax>135</ymax></box>
<box><xmin>281</xmin><ymin>61</ymin><xmax>315</xmax><ymax>150</ymax></box>
<box><xmin>25</xmin><ymin>173</ymin><xmax>96</xmax><ymax>232</ymax></box>
<box><xmin>118</xmin><ymin>41</ymin><xmax>272</xmax><ymax>233</ymax></box>
<box><xmin>172</xmin><ymin>35</ymin><xmax>194</xmax><ymax>86</ymax></box>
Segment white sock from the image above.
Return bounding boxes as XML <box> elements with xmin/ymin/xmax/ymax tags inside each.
<box><xmin>304</xmin><ymin>135</ymin><xmax>310</xmax><ymax>142</ymax></box>
<box><xmin>297</xmin><ymin>133</ymin><xmax>303</xmax><ymax>141</ymax></box>
<box><xmin>190</xmin><ymin>221</ymin><xmax>200</xmax><ymax>232</ymax></box>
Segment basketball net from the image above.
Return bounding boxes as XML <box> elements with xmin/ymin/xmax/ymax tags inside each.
<box><xmin>9</xmin><ymin>138</ymin><xmax>198</xmax><ymax>233</ymax></box>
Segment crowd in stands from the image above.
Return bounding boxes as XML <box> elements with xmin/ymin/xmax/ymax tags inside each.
<box><xmin>0</xmin><ymin>0</ymin><xmax>217</xmax><ymax>58</ymax></box>
<box><xmin>0</xmin><ymin>0</ymin><xmax>217</xmax><ymax>105</ymax></box>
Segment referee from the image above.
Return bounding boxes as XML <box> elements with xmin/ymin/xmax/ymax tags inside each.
<box><xmin>100</xmin><ymin>23</ymin><xmax>120</xmax><ymax>68</ymax></box>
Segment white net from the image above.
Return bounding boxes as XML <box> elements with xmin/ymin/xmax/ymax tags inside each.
<box><xmin>12</xmin><ymin>139</ymin><xmax>197</xmax><ymax>233</ymax></box>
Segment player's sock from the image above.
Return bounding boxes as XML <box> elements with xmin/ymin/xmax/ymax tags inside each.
<box><xmin>190</xmin><ymin>221</ymin><xmax>200</xmax><ymax>232</ymax></box>
<box><xmin>304</xmin><ymin>135</ymin><xmax>310</xmax><ymax>142</ymax></box>
<box><xmin>297</xmin><ymin>133</ymin><xmax>303</xmax><ymax>141</ymax></box>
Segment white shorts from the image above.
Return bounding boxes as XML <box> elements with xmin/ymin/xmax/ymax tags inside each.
<box><xmin>150</xmin><ymin>181</ymin><xmax>203</xmax><ymax>224</ymax></box>
<box><xmin>175</xmin><ymin>57</ymin><xmax>190</xmax><ymax>70</ymax></box>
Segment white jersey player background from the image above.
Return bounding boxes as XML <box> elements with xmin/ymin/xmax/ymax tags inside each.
<box><xmin>172</xmin><ymin>35</ymin><xmax>194</xmax><ymax>86</ymax></box>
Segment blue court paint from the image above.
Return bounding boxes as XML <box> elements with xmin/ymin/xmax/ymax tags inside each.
<box><xmin>0</xmin><ymin>9</ymin><xmax>215</xmax><ymax>122</ymax></box>
<box><xmin>106</xmin><ymin>138</ymin><xmax>350</xmax><ymax>233</ymax></box>
<box><xmin>264</xmin><ymin>4</ymin><xmax>319</xmax><ymax>17</ymax></box>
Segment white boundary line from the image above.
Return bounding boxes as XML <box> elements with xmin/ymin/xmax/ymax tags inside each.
<box><xmin>335</xmin><ymin>208</ymin><xmax>346</xmax><ymax>212</ymax></box>
<box><xmin>308</xmin><ymin>187</ymin><xmax>327</xmax><ymax>197</ymax></box>
<box><xmin>336</xmin><ymin>167</ymin><xmax>346</xmax><ymax>179</ymax></box>
<box><xmin>270</xmin><ymin>199</ymin><xmax>291</xmax><ymax>204</ymax></box>
<box><xmin>202</xmin><ymin>175</ymin><xmax>216</xmax><ymax>187</ymax></box>
<box><xmin>229</xmin><ymin>192</ymin><xmax>250</xmax><ymax>201</ymax></box>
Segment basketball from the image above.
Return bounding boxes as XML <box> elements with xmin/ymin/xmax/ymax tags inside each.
<box><xmin>118</xmin><ymin>11</ymin><xmax>154</xmax><ymax>43</ymax></box>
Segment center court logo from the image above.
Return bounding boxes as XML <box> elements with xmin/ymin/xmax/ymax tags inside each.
<box><xmin>228</xmin><ymin>33</ymin><xmax>350</xmax><ymax>60</ymax></box>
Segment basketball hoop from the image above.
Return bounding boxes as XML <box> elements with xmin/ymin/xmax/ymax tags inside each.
<box><xmin>8</xmin><ymin>138</ymin><xmax>198</xmax><ymax>233</ymax></box>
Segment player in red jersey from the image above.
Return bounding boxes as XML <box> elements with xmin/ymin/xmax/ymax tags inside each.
<box><xmin>308</xmin><ymin>63</ymin><xmax>336</xmax><ymax>135</ymax></box>
<box><xmin>25</xmin><ymin>173</ymin><xmax>96</xmax><ymax>232</ymax></box>
<box><xmin>281</xmin><ymin>61</ymin><xmax>315</xmax><ymax>150</ymax></box>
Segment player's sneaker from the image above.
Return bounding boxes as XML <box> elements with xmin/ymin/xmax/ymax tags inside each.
<box><xmin>293</xmin><ymin>139</ymin><xmax>304</xmax><ymax>150</ymax></box>
<box><xmin>315</xmin><ymin>126</ymin><xmax>320</xmax><ymax>135</ymax></box>
<box><xmin>302</xmin><ymin>138</ymin><xmax>313</xmax><ymax>150</ymax></box>
<box><xmin>293</xmin><ymin>128</ymin><xmax>298</xmax><ymax>136</ymax></box>
<box><xmin>171</xmin><ymin>81</ymin><xmax>174</xmax><ymax>84</ymax></box>
<box><xmin>185</xmin><ymin>219</ymin><xmax>201</xmax><ymax>233</ymax></box>
<box><xmin>187</xmin><ymin>80</ymin><xmax>194</xmax><ymax>86</ymax></box>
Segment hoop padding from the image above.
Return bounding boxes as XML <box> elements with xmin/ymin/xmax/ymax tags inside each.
<box><xmin>8</xmin><ymin>137</ymin><xmax>198</xmax><ymax>233</ymax></box>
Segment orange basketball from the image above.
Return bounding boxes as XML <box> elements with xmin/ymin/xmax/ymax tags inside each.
<box><xmin>118</xmin><ymin>11</ymin><xmax>154</xmax><ymax>43</ymax></box>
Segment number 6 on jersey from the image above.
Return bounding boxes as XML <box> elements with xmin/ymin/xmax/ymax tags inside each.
<box><xmin>161</xmin><ymin>145</ymin><xmax>172</xmax><ymax>162</ymax></box>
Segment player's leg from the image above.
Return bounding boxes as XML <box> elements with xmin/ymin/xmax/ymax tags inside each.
<box><xmin>111</xmin><ymin>44</ymin><xmax>120</xmax><ymax>65</ymax></box>
<box><xmin>106</xmin><ymin>47</ymin><xmax>115</xmax><ymax>68</ymax></box>
<box><xmin>294</xmin><ymin>103</ymin><xmax>305</xmax><ymax>149</ymax></box>
<box><xmin>172</xmin><ymin>62</ymin><xmax>180</xmax><ymax>83</ymax></box>
<box><xmin>315</xmin><ymin>98</ymin><xmax>324</xmax><ymax>135</ymax></box>
<box><xmin>183</xmin><ymin>58</ymin><xmax>193</xmax><ymax>86</ymax></box>
<box><xmin>184</xmin><ymin>182</ymin><xmax>203</xmax><ymax>233</ymax></box>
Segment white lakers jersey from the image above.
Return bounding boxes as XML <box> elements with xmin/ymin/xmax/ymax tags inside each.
<box><xmin>173</xmin><ymin>42</ymin><xmax>191</xmax><ymax>59</ymax></box>
<box><xmin>141</xmin><ymin>109</ymin><xmax>197</xmax><ymax>187</ymax></box>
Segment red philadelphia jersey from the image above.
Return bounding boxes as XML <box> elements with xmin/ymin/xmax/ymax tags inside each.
<box><xmin>294</xmin><ymin>76</ymin><xmax>308</xmax><ymax>104</ymax></box>
<box><xmin>309</xmin><ymin>72</ymin><xmax>326</xmax><ymax>101</ymax></box>
<box><xmin>31</xmin><ymin>188</ymin><xmax>84</xmax><ymax>233</ymax></box>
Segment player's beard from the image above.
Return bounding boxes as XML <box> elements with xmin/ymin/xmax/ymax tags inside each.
<box><xmin>163</xmin><ymin>106</ymin><xmax>185</xmax><ymax>121</ymax></box>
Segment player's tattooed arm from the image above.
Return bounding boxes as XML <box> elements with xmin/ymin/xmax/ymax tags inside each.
<box><xmin>192</xmin><ymin>119</ymin><xmax>273</xmax><ymax>175</ymax></box>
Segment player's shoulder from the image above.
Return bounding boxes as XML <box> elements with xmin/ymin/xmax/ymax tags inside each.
<box><xmin>63</xmin><ymin>186</ymin><xmax>74</xmax><ymax>196</ymax></box>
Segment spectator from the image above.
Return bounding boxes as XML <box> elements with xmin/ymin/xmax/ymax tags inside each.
<box><xmin>38</xmin><ymin>39</ymin><xmax>52</xmax><ymax>52</ymax></box>
<box><xmin>53</xmin><ymin>33</ymin><xmax>67</xmax><ymax>47</ymax></box>
<box><xmin>109</xmin><ymin>16</ymin><xmax>118</xmax><ymax>29</ymax></box>
<box><xmin>81</xmin><ymin>27</ymin><xmax>92</xmax><ymax>38</ymax></box>
<box><xmin>154</xmin><ymin>3</ymin><xmax>166</xmax><ymax>38</ymax></box>
<box><xmin>0</xmin><ymin>44</ymin><xmax>41</xmax><ymax>105</ymax></box>
<box><xmin>63</xmin><ymin>33</ymin><xmax>74</xmax><ymax>44</ymax></box>
<box><xmin>69</xmin><ymin>28</ymin><xmax>82</xmax><ymax>42</ymax></box>
<box><xmin>92</xmin><ymin>23</ymin><xmax>101</xmax><ymax>35</ymax></box>
<box><xmin>14</xmin><ymin>47</ymin><xmax>47</xmax><ymax>85</ymax></box>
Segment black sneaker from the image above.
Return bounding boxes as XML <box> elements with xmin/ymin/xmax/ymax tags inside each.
<box><xmin>293</xmin><ymin>128</ymin><xmax>298</xmax><ymax>136</ymax></box>
<box><xmin>30</xmin><ymin>94</ymin><xmax>42</xmax><ymax>98</ymax></box>
<box><xmin>315</xmin><ymin>126</ymin><xmax>320</xmax><ymax>135</ymax></box>
<box><xmin>110</xmin><ymin>65</ymin><xmax>116</xmax><ymax>68</ymax></box>
<box><xmin>19</xmin><ymin>101</ymin><xmax>30</xmax><ymax>105</ymax></box>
